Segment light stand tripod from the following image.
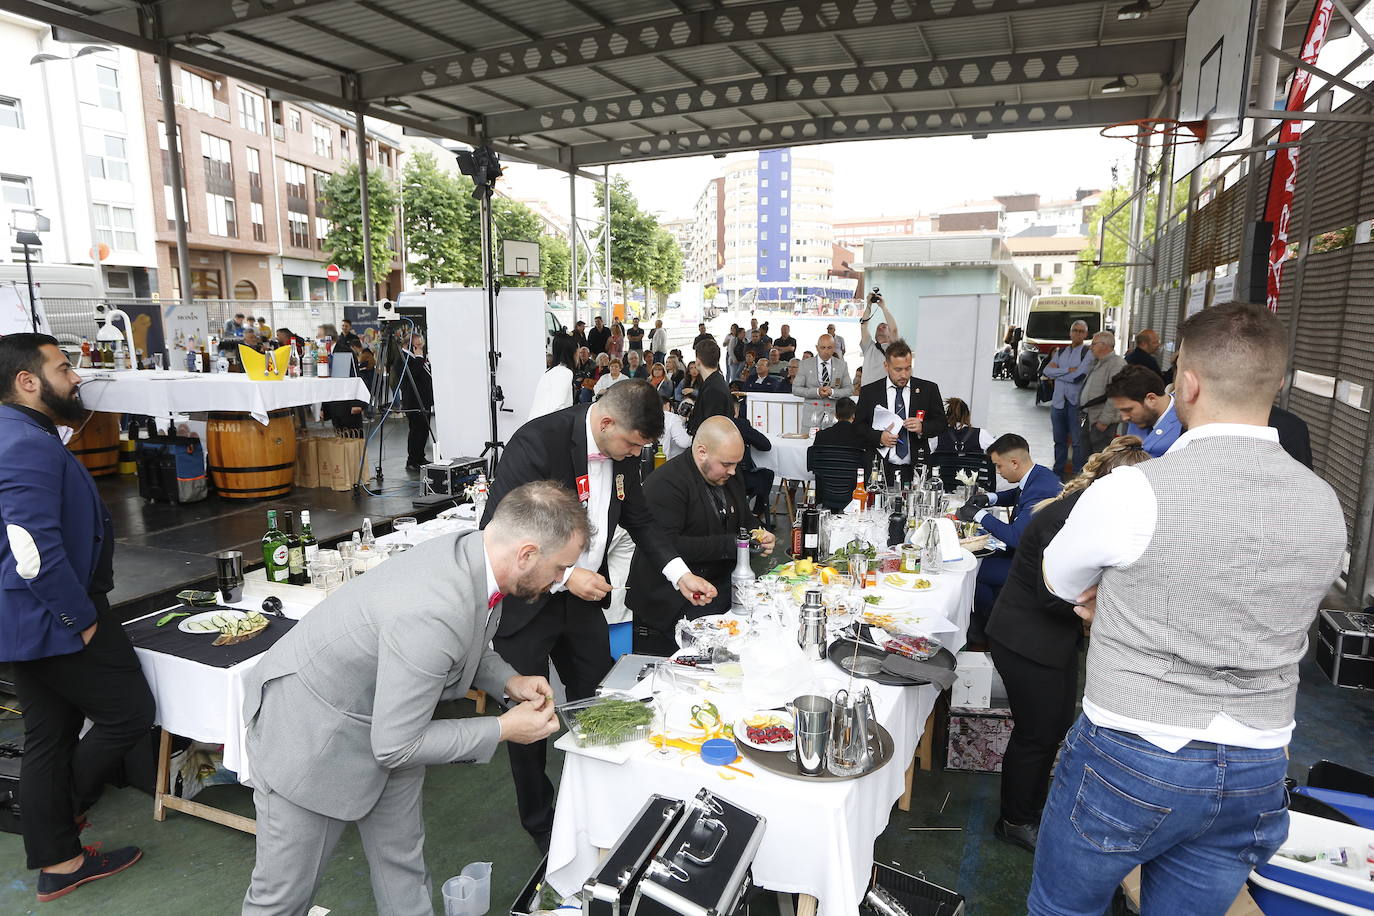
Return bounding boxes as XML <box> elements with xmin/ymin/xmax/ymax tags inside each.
<box><xmin>456</xmin><ymin>145</ymin><xmax>508</xmax><ymax>478</ymax></box>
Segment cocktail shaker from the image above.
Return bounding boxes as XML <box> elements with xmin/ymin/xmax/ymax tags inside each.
<box><xmin>797</xmin><ymin>589</ymin><xmax>826</xmax><ymax>660</ymax></box>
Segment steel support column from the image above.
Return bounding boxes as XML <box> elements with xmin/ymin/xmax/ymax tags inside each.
<box><xmin>355</xmin><ymin>100</ymin><xmax>376</xmax><ymax>306</ymax></box>
<box><xmin>569</xmin><ymin>173</ymin><xmax>579</xmax><ymax>324</ymax></box>
<box><xmin>157</xmin><ymin>41</ymin><xmax>193</xmax><ymax>305</ymax></box>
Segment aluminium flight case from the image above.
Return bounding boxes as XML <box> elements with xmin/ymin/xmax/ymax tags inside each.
<box><xmin>630</xmin><ymin>789</ymin><xmax>766</xmax><ymax>916</ymax></box>
<box><xmin>584</xmin><ymin>794</ymin><xmax>685</xmax><ymax>916</ymax></box>
<box><xmin>1315</xmin><ymin>609</ymin><xmax>1374</xmax><ymax>690</ymax></box>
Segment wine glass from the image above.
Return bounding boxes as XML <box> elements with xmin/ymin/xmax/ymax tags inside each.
<box><xmin>394</xmin><ymin>516</ymin><xmax>418</xmax><ymax>542</ymax></box>
<box><xmin>650</xmin><ymin>662</ymin><xmax>677</xmax><ymax>759</ymax></box>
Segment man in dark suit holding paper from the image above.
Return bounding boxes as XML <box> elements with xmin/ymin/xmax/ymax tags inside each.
<box><xmin>480</xmin><ymin>381</ymin><xmax>717</xmax><ymax>850</ymax></box>
<box><xmin>854</xmin><ymin>339</ymin><xmax>947</xmax><ymax>487</ymax></box>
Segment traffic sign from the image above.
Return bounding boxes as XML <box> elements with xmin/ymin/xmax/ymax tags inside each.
<box><xmin>325</xmin><ymin>263</ymin><xmax>341</xmax><ymax>282</ymax></box>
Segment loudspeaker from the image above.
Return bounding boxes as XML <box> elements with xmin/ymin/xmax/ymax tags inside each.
<box><xmin>1233</xmin><ymin>220</ymin><xmax>1272</xmax><ymax>304</ymax></box>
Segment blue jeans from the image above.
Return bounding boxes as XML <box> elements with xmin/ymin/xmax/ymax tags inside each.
<box><xmin>1028</xmin><ymin>716</ymin><xmax>1289</xmax><ymax>916</ymax></box>
<box><xmin>1050</xmin><ymin>405</ymin><xmax>1077</xmax><ymax>476</ymax></box>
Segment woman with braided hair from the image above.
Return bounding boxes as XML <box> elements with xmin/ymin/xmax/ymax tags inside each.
<box><xmin>984</xmin><ymin>435</ymin><xmax>1151</xmax><ymax>854</ymax></box>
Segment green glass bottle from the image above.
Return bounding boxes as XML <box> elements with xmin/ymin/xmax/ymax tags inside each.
<box><xmin>283</xmin><ymin>510</ymin><xmax>306</xmax><ymax>585</ymax></box>
<box><xmin>261</xmin><ymin>509</ymin><xmax>289</xmax><ymax>583</ymax></box>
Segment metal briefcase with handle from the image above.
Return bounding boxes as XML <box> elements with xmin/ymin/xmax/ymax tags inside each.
<box><xmin>585</xmin><ymin>794</ymin><xmax>685</xmax><ymax>916</ymax></box>
<box><xmin>630</xmin><ymin>789</ymin><xmax>766</xmax><ymax>916</ymax></box>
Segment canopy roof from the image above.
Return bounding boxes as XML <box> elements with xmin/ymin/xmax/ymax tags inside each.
<box><xmin>7</xmin><ymin>0</ymin><xmax>1321</xmax><ymax>171</ymax></box>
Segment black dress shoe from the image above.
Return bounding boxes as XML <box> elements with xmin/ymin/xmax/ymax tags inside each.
<box><xmin>994</xmin><ymin>818</ymin><xmax>1038</xmax><ymax>853</ymax></box>
<box><xmin>37</xmin><ymin>845</ymin><xmax>143</xmax><ymax>902</ymax></box>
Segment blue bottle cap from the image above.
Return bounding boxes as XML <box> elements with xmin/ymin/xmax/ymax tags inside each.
<box><xmin>700</xmin><ymin>738</ymin><xmax>738</xmax><ymax>766</ymax></box>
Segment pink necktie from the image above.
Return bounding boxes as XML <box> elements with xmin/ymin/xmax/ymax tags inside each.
<box><xmin>487</xmin><ymin>592</ymin><xmax>503</xmax><ymax>610</ymax></box>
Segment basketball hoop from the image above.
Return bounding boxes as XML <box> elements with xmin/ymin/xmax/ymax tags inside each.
<box><xmin>1099</xmin><ymin>118</ymin><xmax>1208</xmax><ymax>147</ymax></box>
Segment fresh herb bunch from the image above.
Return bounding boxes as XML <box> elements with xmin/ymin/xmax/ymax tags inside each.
<box><xmin>572</xmin><ymin>698</ymin><xmax>653</xmax><ymax>745</ymax></box>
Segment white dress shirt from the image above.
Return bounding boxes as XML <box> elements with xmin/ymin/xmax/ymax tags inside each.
<box><xmin>483</xmin><ymin>549</ymin><xmax>501</xmax><ymax>629</ymax></box>
<box><xmin>881</xmin><ymin>378</ymin><xmax>913</xmax><ymax>466</ymax></box>
<box><xmin>557</xmin><ymin>411</ymin><xmax>690</xmax><ymax>591</ymax></box>
<box><xmin>528</xmin><ymin>365</ymin><xmax>574</xmax><ymax>421</ymax></box>
<box><xmin>662</xmin><ymin>412</ymin><xmax>691</xmax><ymax>459</ymax></box>
<box><xmin>1042</xmin><ymin>422</ymin><xmax>1292</xmax><ymax>751</ymax></box>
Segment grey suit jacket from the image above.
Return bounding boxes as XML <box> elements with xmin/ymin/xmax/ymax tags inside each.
<box><xmin>792</xmin><ymin>355</ymin><xmax>853</xmax><ymax>401</ymax></box>
<box><xmin>242</xmin><ymin>530</ymin><xmax>518</xmax><ymax>820</ymax></box>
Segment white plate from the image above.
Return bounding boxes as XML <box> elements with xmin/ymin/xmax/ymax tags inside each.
<box><xmin>854</xmin><ymin>590</ymin><xmax>913</xmax><ymax>611</ymax></box>
<box><xmin>734</xmin><ymin>711</ymin><xmax>795</xmax><ymax>752</ymax></box>
<box><xmin>691</xmin><ymin>614</ymin><xmax>751</xmax><ymax>640</ymax></box>
<box><xmin>179</xmin><ymin>609</ymin><xmax>248</xmax><ymax>633</ymax></box>
<box><xmin>877</xmin><ymin>573</ymin><xmax>935</xmax><ymax>592</ymax></box>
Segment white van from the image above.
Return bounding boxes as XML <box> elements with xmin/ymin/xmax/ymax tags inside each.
<box><xmin>1012</xmin><ymin>294</ymin><xmax>1105</xmax><ymax>388</ymax></box>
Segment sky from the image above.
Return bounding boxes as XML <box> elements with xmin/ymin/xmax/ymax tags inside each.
<box><xmin>495</xmin><ymin>126</ymin><xmax>1140</xmax><ymax>225</ymax></box>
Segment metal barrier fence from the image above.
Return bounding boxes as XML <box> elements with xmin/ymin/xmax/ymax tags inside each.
<box><xmin>41</xmin><ymin>298</ymin><xmax>373</xmax><ymax>345</ymax></box>
<box><xmin>1130</xmin><ymin>92</ymin><xmax>1374</xmax><ymax>602</ymax></box>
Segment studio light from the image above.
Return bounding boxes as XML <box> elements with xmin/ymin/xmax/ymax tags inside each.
<box><xmin>505</xmin><ymin>135</ymin><xmax>530</xmax><ymax>149</ymax></box>
<box><xmin>382</xmin><ymin>97</ymin><xmax>412</xmax><ymax>112</ymax></box>
<box><xmin>1101</xmin><ymin>75</ymin><xmax>1135</xmax><ymax>93</ymax></box>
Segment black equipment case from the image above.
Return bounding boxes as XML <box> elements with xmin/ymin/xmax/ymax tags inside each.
<box><xmin>630</xmin><ymin>789</ymin><xmax>766</xmax><ymax>916</ymax></box>
<box><xmin>1315</xmin><ymin>609</ymin><xmax>1374</xmax><ymax>690</ymax></box>
<box><xmin>584</xmin><ymin>795</ymin><xmax>685</xmax><ymax>916</ymax></box>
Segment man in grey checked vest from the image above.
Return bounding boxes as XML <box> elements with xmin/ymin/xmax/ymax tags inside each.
<box><xmin>1029</xmin><ymin>303</ymin><xmax>1344</xmax><ymax>915</ymax></box>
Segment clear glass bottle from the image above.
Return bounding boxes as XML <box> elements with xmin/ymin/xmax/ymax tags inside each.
<box><xmin>360</xmin><ymin>517</ymin><xmax>375</xmax><ymax>549</ymax></box>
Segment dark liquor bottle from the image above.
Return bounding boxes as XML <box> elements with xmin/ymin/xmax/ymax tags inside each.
<box><xmin>299</xmin><ymin>510</ymin><xmax>319</xmax><ymax>582</ymax></box>
<box><xmin>261</xmin><ymin>510</ymin><xmax>289</xmax><ymax>583</ymax></box>
<box><xmin>801</xmin><ymin>503</ymin><xmax>821</xmax><ymax>561</ymax></box>
<box><xmin>283</xmin><ymin>510</ymin><xmax>306</xmax><ymax>585</ymax></box>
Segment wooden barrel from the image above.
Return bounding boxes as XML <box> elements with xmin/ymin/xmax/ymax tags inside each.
<box><xmin>206</xmin><ymin>409</ymin><xmax>297</xmax><ymax>499</ymax></box>
<box><xmin>66</xmin><ymin>411</ymin><xmax>121</xmax><ymax>477</ymax></box>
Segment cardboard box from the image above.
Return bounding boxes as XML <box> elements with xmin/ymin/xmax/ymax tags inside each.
<box><xmin>945</xmin><ymin>704</ymin><xmax>1013</xmax><ymax>773</ymax></box>
<box><xmin>1121</xmin><ymin>866</ymin><xmax>1263</xmax><ymax>915</ymax></box>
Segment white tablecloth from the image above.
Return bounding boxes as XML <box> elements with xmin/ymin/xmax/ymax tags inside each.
<box><xmin>128</xmin><ymin>595</ymin><xmax>313</xmax><ymax>784</ymax></box>
<box><xmin>75</xmin><ymin>370</ymin><xmax>369</xmax><ymax>425</ymax></box>
<box><xmin>545</xmin><ymin>558</ymin><xmax>976</xmax><ymax>916</ymax></box>
<box><xmin>753</xmin><ymin>432</ymin><xmax>814</xmax><ymax>481</ymax></box>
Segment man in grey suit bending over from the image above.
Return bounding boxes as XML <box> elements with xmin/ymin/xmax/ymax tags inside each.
<box><xmin>241</xmin><ymin>481</ymin><xmax>588</xmax><ymax>916</ymax></box>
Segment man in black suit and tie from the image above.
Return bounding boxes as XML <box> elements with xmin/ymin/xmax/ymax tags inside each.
<box><xmin>855</xmin><ymin>339</ymin><xmax>947</xmax><ymax>487</ymax></box>
<box><xmin>481</xmin><ymin>381</ymin><xmax>716</xmax><ymax>851</ymax></box>
<box><xmin>687</xmin><ymin>337</ymin><xmax>733</xmax><ymax>436</ymax></box>
<box><xmin>628</xmin><ymin>417</ymin><xmax>776</xmax><ymax>655</ymax></box>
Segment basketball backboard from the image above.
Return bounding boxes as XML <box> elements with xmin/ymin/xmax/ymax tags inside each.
<box><xmin>501</xmin><ymin>239</ymin><xmax>540</xmax><ymax>277</ymax></box>
<box><xmin>1180</xmin><ymin>0</ymin><xmax>1262</xmax><ymax>166</ymax></box>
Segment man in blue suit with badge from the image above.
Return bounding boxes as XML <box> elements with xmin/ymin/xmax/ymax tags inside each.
<box><xmin>1106</xmin><ymin>364</ymin><xmax>1182</xmax><ymax>457</ymax></box>
<box><xmin>0</xmin><ymin>334</ymin><xmax>154</xmax><ymax>903</ymax></box>
<box><xmin>956</xmin><ymin>433</ymin><xmax>1062</xmax><ymax>647</ymax></box>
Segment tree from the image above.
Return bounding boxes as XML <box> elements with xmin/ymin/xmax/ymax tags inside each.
<box><xmin>319</xmin><ymin>162</ymin><xmax>399</xmax><ymax>296</ymax></box>
<box><xmin>594</xmin><ymin>174</ymin><xmax>656</xmax><ymax>294</ymax></box>
<box><xmin>703</xmin><ymin>284</ymin><xmax>718</xmax><ymax>302</ymax></box>
<box><xmin>539</xmin><ymin>235</ymin><xmax>571</xmax><ymax>298</ymax></box>
<box><xmin>1072</xmin><ymin>168</ymin><xmax>1188</xmax><ymax>314</ymax></box>
<box><xmin>401</xmin><ymin>152</ymin><xmax>472</xmax><ymax>287</ymax></box>
<box><xmin>647</xmin><ymin>228</ymin><xmax>683</xmax><ymax>315</ymax></box>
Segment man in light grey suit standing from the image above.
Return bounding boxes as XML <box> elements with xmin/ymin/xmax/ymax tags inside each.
<box><xmin>792</xmin><ymin>333</ymin><xmax>853</xmax><ymax>406</ymax></box>
<box><xmin>241</xmin><ymin>481</ymin><xmax>589</xmax><ymax>916</ymax></box>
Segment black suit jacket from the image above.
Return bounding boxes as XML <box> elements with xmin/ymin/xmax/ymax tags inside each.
<box><xmin>687</xmin><ymin>370</ymin><xmax>733</xmax><ymax>436</ymax></box>
<box><xmin>627</xmin><ymin>452</ymin><xmax>754</xmax><ymax>631</ymax></box>
<box><xmin>854</xmin><ymin>376</ymin><xmax>947</xmax><ymax>460</ymax></box>
<box><xmin>812</xmin><ymin>421</ymin><xmax>868</xmax><ymax>452</ymax></box>
<box><xmin>587</xmin><ymin>326</ymin><xmax>611</xmax><ymax>354</ymax></box>
<box><xmin>1269</xmin><ymin>405</ymin><xmax>1313</xmax><ymax>469</ymax></box>
<box><xmin>984</xmin><ymin>490</ymin><xmax>1082</xmax><ymax>669</ymax></box>
<box><xmin>480</xmin><ymin>404</ymin><xmax>674</xmax><ymax>636</ymax></box>
<box><xmin>1124</xmin><ymin>347</ymin><xmax>1162</xmax><ymax>375</ymax></box>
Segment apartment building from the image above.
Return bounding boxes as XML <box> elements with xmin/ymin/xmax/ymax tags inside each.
<box><xmin>833</xmin><ymin>214</ymin><xmax>931</xmax><ymax>265</ymax></box>
<box><xmin>1006</xmin><ymin>235</ymin><xmax>1089</xmax><ymax>296</ymax></box>
<box><xmin>686</xmin><ymin>177</ymin><xmax>723</xmax><ymax>286</ymax></box>
<box><xmin>136</xmin><ymin>54</ymin><xmax>402</xmax><ymax>302</ymax></box>
<box><xmin>0</xmin><ymin>13</ymin><xmax>158</xmax><ymax>296</ymax></box>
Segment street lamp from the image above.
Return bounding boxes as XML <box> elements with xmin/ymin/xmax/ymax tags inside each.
<box><xmin>10</xmin><ymin>209</ymin><xmax>50</xmax><ymax>332</ymax></box>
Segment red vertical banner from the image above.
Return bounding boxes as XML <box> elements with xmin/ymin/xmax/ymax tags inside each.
<box><xmin>1265</xmin><ymin>0</ymin><xmax>1336</xmax><ymax>312</ymax></box>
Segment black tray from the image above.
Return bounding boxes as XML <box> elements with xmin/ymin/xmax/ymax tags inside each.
<box><xmin>827</xmin><ymin>636</ymin><xmax>956</xmax><ymax>687</ymax></box>
<box><xmin>735</xmin><ymin>722</ymin><xmax>894</xmax><ymax>782</ymax></box>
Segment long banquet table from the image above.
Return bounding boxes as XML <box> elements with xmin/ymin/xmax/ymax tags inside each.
<box><xmin>74</xmin><ymin>368</ymin><xmax>369</xmax><ymax>425</ymax></box>
<box><xmin>545</xmin><ymin>551</ymin><xmax>977</xmax><ymax>916</ymax></box>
